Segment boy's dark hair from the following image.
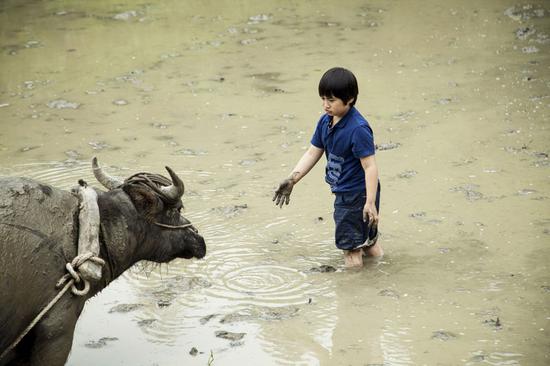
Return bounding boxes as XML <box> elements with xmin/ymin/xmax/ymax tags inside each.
<box><xmin>318</xmin><ymin>67</ymin><xmax>358</xmax><ymax>106</ymax></box>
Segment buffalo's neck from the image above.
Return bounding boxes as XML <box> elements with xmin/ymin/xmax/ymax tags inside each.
<box><xmin>99</xmin><ymin>215</ymin><xmax>145</xmax><ymax>281</ymax></box>
<box><xmin>92</xmin><ymin>191</ymin><xmax>146</xmax><ymax>290</ymax></box>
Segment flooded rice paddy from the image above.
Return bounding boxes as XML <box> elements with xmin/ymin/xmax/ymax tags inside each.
<box><xmin>0</xmin><ymin>0</ymin><xmax>549</xmax><ymax>365</ymax></box>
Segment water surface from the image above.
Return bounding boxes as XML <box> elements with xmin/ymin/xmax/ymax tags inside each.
<box><xmin>1</xmin><ymin>0</ymin><xmax>549</xmax><ymax>365</ymax></box>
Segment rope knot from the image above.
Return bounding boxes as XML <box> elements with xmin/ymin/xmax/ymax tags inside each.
<box><xmin>56</xmin><ymin>253</ymin><xmax>106</xmax><ymax>296</ymax></box>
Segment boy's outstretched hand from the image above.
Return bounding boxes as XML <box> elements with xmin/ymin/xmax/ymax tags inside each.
<box><xmin>273</xmin><ymin>178</ymin><xmax>294</xmax><ymax>208</ymax></box>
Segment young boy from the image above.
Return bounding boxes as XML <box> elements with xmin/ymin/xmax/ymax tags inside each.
<box><xmin>273</xmin><ymin>67</ymin><xmax>382</xmax><ymax>268</ymax></box>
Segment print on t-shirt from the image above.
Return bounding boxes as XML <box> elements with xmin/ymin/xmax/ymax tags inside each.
<box><xmin>326</xmin><ymin>152</ymin><xmax>344</xmax><ymax>188</ymax></box>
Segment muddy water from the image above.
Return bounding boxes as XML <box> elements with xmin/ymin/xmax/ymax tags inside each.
<box><xmin>1</xmin><ymin>0</ymin><xmax>549</xmax><ymax>365</ymax></box>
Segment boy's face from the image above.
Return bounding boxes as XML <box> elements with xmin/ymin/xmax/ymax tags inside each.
<box><xmin>321</xmin><ymin>95</ymin><xmax>353</xmax><ymax>119</ymax></box>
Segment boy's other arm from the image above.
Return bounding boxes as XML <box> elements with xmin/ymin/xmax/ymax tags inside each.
<box><xmin>273</xmin><ymin>145</ymin><xmax>324</xmax><ymax>208</ymax></box>
<box><xmin>360</xmin><ymin>154</ymin><xmax>379</xmax><ymax>226</ymax></box>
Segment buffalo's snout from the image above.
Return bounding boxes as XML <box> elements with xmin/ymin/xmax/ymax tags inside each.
<box><xmin>194</xmin><ymin>235</ymin><xmax>206</xmax><ymax>259</ymax></box>
<box><xmin>178</xmin><ymin>228</ymin><xmax>206</xmax><ymax>260</ymax></box>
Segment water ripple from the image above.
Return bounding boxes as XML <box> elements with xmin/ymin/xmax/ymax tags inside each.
<box><xmin>205</xmin><ymin>264</ymin><xmax>310</xmax><ymax>307</ymax></box>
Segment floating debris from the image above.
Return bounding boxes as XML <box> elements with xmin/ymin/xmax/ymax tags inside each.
<box><xmin>200</xmin><ymin>314</ymin><xmax>217</xmax><ymax>325</ymax></box>
<box><xmin>151</xmin><ymin>122</ymin><xmax>169</xmax><ymax>129</ymax></box>
<box><xmin>376</xmin><ymin>142</ymin><xmax>401</xmax><ymax>151</ymax></box>
<box><xmin>504</xmin><ymin>5</ymin><xmax>546</xmax><ymax>22</ymax></box>
<box><xmin>319</xmin><ymin>21</ymin><xmax>340</xmax><ymax>27</ymax></box>
<box><xmin>431</xmin><ymin>330</ymin><xmax>457</xmax><ymax>341</ymax></box>
<box><xmin>436</xmin><ymin>97</ymin><xmax>452</xmax><ymax>105</ymax></box>
<box><xmin>522</xmin><ymin>46</ymin><xmax>539</xmax><ymax>54</ymax></box>
<box><xmin>64</xmin><ymin>150</ymin><xmax>80</xmax><ymax>159</ymax></box>
<box><xmin>392</xmin><ymin>110</ymin><xmax>416</xmax><ymax>121</ymax></box>
<box><xmin>19</xmin><ymin>146</ymin><xmax>41</xmax><ymax>153</ymax></box>
<box><xmin>112</xmin><ymin>99</ymin><xmax>128</xmax><ymax>106</ymax></box>
<box><xmin>220</xmin><ymin>112</ymin><xmax>237</xmax><ymax>119</ymax></box>
<box><xmin>215</xmin><ymin>330</ymin><xmax>246</xmax><ymax>341</ymax></box>
<box><xmin>113</xmin><ymin>10</ymin><xmax>138</xmax><ymax>21</ymax></box>
<box><xmin>240</xmin><ymin>38</ymin><xmax>257</xmax><ymax>45</ymax></box>
<box><xmin>452</xmin><ymin>157</ymin><xmax>477</xmax><ymax>167</ymax></box>
<box><xmin>137</xmin><ymin>319</ymin><xmax>156</xmax><ymax>328</ymax></box>
<box><xmin>88</xmin><ymin>141</ymin><xmax>110</xmax><ymax>150</ymax></box>
<box><xmin>516</xmin><ymin>26</ymin><xmax>536</xmax><ymax>40</ymax></box>
<box><xmin>174</xmin><ymin>148</ymin><xmax>207</xmax><ymax>156</ymax></box>
<box><xmin>47</xmin><ymin>99</ymin><xmax>80</xmax><ymax>109</ymax></box>
<box><xmin>248</xmin><ymin>14</ymin><xmax>270</xmax><ymax>24</ymax></box>
<box><xmin>211</xmin><ymin>204</ymin><xmax>248</xmax><ymax>218</ymax></box>
<box><xmin>398</xmin><ymin>170</ymin><xmax>417</xmax><ymax>179</ymax></box>
<box><xmin>25</xmin><ymin>40</ymin><xmax>42</xmax><ymax>48</ymax></box>
<box><xmin>157</xmin><ymin>299</ymin><xmax>171</xmax><ymax>308</ymax></box>
<box><xmin>220</xmin><ymin>306</ymin><xmax>299</xmax><ymax>323</ymax></box>
<box><xmin>482</xmin><ymin>317</ymin><xmax>503</xmax><ymax>330</ymax></box>
<box><xmin>450</xmin><ymin>184</ymin><xmax>484</xmax><ymax>201</ymax></box>
<box><xmin>239</xmin><ymin>159</ymin><xmax>257</xmax><ymax>166</ymax></box>
<box><xmin>309</xmin><ymin>265</ymin><xmax>336</xmax><ymax>273</ymax></box>
<box><xmin>378</xmin><ymin>289</ymin><xmax>400</xmax><ymax>299</ymax></box>
<box><xmin>173</xmin><ymin>275</ymin><xmax>212</xmax><ymax>291</ymax></box>
<box><xmin>517</xmin><ymin>188</ymin><xmax>537</xmax><ymax>196</ymax></box>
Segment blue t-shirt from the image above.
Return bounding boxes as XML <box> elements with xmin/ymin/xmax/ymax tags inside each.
<box><xmin>311</xmin><ymin>106</ymin><xmax>375</xmax><ymax>193</ymax></box>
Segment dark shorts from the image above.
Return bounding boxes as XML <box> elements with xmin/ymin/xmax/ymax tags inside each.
<box><xmin>333</xmin><ymin>184</ymin><xmax>380</xmax><ymax>251</ymax></box>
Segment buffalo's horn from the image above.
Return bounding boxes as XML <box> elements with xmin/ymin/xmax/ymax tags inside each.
<box><xmin>160</xmin><ymin>166</ymin><xmax>185</xmax><ymax>201</ymax></box>
<box><xmin>92</xmin><ymin>156</ymin><xmax>123</xmax><ymax>190</ymax></box>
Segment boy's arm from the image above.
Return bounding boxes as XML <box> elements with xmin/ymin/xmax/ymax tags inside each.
<box><xmin>360</xmin><ymin>154</ymin><xmax>379</xmax><ymax>225</ymax></box>
<box><xmin>273</xmin><ymin>145</ymin><xmax>324</xmax><ymax>208</ymax></box>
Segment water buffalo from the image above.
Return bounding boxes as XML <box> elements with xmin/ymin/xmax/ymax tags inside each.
<box><xmin>0</xmin><ymin>158</ymin><xmax>206</xmax><ymax>366</ymax></box>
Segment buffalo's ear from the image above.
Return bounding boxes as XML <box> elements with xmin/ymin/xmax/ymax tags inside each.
<box><xmin>123</xmin><ymin>185</ymin><xmax>164</xmax><ymax>221</ymax></box>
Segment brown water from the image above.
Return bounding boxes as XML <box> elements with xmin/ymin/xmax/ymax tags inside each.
<box><xmin>1</xmin><ymin>0</ymin><xmax>549</xmax><ymax>365</ymax></box>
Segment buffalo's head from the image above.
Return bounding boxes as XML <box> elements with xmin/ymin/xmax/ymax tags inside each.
<box><xmin>92</xmin><ymin>157</ymin><xmax>206</xmax><ymax>262</ymax></box>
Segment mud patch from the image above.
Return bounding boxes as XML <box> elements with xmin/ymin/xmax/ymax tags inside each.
<box><xmin>85</xmin><ymin>337</ymin><xmax>118</xmax><ymax>349</ymax></box>
<box><xmin>108</xmin><ymin>303</ymin><xmax>144</xmax><ymax>313</ymax></box>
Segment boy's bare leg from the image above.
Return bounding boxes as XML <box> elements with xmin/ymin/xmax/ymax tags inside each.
<box><xmin>344</xmin><ymin>249</ymin><xmax>363</xmax><ymax>267</ymax></box>
<box><xmin>362</xmin><ymin>242</ymin><xmax>384</xmax><ymax>257</ymax></box>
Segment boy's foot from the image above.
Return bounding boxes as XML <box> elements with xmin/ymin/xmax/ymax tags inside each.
<box><xmin>344</xmin><ymin>249</ymin><xmax>363</xmax><ymax>267</ymax></box>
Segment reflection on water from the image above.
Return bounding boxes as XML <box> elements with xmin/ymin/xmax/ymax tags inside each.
<box><xmin>1</xmin><ymin>0</ymin><xmax>549</xmax><ymax>364</ymax></box>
